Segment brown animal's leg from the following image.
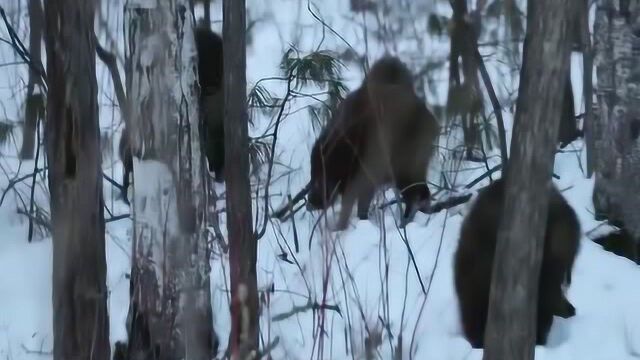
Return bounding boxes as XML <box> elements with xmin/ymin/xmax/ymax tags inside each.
<box><xmin>396</xmin><ymin>177</ymin><xmax>422</xmax><ymax>225</ymax></box>
<box><xmin>357</xmin><ymin>182</ymin><xmax>375</xmax><ymax>220</ymax></box>
<box><xmin>334</xmin><ymin>189</ymin><xmax>357</xmax><ymax>231</ymax></box>
<box><xmin>554</xmin><ymin>293</ymin><xmax>576</xmax><ymax>318</ymax></box>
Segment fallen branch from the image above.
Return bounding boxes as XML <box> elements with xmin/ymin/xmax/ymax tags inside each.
<box><xmin>272</xmin><ymin>300</ymin><xmax>341</xmax><ymax>322</ymax></box>
<box><xmin>271</xmin><ymin>182</ymin><xmax>310</xmax><ymax>220</ymax></box>
<box><xmin>379</xmin><ymin>192</ymin><xmax>473</xmax><ymax>214</ymax></box>
<box><xmin>106</xmin><ymin>214</ymin><xmax>130</xmax><ymax>223</ymax></box>
<box><xmin>424</xmin><ymin>193</ymin><xmax>473</xmax><ymax>213</ymax></box>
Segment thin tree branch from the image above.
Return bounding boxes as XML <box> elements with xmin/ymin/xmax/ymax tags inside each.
<box><xmin>0</xmin><ymin>5</ymin><xmax>47</xmax><ymax>90</ymax></box>
<box><xmin>0</xmin><ymin>167</ymin><xmax>46</xmax><ymax>206</ymax></box>
<box><xmin>255</xmin><ymin>73</ymin><xmax>294</xmax><ymax>239</ymax></box>
<box><xmin>95</xmin><ymin>35</ymin><xmax>128</xmax><ymax>126</ymax></box>
<box><xmin>272</xmin><ymin>182</ymin><xmax>310</xmax><ymax>220</ymax></box>
<box><xmin>27</xmin><ymin>117</ymin><xmax>42</xmax><ymax>242</ymax></box>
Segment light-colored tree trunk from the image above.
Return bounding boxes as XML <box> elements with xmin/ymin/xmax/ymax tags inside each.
<box><xmin>592</xmin><ymin>1</ymin><xmax>640</xmax><ymax>241</ymax></box>
<box><xmin>483</xmin><ymin>0</ymin><xmax>574</xmax><ymax>358</ymax></box>
<box><xmin>43</xmin><ymin>0</ymin><xmax>110</xmax><ymax>358</ymax></box>
<box><xmin>223</xmin><ymin>0</ymin><xmax>259</xmax><ymax>357</ymax></box>
<box><xmin>123</xmin><ymin>0</ymin><xmax>214</xmax><ymax>358</ymax></box>
<box><xmin>19</xmin><ymin>0</ymin><xmax>44</xmax><ymax>160</ymax></box>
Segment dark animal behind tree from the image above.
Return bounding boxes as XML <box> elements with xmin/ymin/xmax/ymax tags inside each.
<box><xmin>195</xmin><ymin>24</ymin><xmax>225</xmax><ymax>182</ymax></box>
<box><xmin>117</xmin><ymin>23</ymin><xmax>225</xmax><ymax>204</ymax></box>
<box><xmin>454</xmin><ymin>178</ymin><xmax>580</xmax><ymax>348</ymax></box>
<box><xmin>307</xmin><ymin>55</ymin><xmax>440</xmax><ymax>229</ymax></box>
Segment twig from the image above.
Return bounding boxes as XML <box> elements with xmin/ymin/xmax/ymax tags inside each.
<box><xmin>103</xmin><ymin>172</ymin><xmax>125</xmax><ymax>192</ymax></box>
<box><xmin>272</xmin><ymin>299</ymin><xmax>341</xmax><ymax>322</ymax></box>
<box><xmin>95</xmin><ymin>35</ymin><xmax>128</xmax><ymax>126</ymax></box>
<box><xmin>21</xmin><ymin>343</ymin><xmax>52</xmax><ymax>355</ymax></box>
<box><xmin>17</xmin><ymin>208</ymin><xmax>50</xmax><ymax>231</ymax></box>
<box><xmin>475</xmin><ymin>49</ymin><xmax>508</xmax><ymax>167</ymax></box>
<box><xmin>255</xmin><ymin>73</ymin><xmax>294</xmax><ymax>240</ymax></box>
<box><xmin>272</xmin><ymin>182</ymin><xmax>311</xmax><ymax>220</ymax></box>
<box><xmin>27</xmin><ymin>117</ymin><xmax>42</xmax><ymax>242</ymax></box>
<box><xmin>106</xmin><ymin>214</ymin><xmax>130</xmax><ymax>223</ymax></box>
<box><xmin>0</xmin><ymin>167</ymin><xmax>46</xmax><ymax>206</ymax></box>
<box><xmin>0</xmin><ymin>6</ymin><xmax>47</xmax><ymax>90</ymax></box>
<box><xmin>288</xmin><ymin>195</ymin><xmax>301</xmax><ymax>253</ymax></box>
<box><xmin>424</xmin><ymin>193</ymin><xmax>473</xmax><ymax>213</ymax></box>
<box><xmin>465</xmin><ymin>164</ymin><xmax>502</xmax><ymax>189</ymax></box>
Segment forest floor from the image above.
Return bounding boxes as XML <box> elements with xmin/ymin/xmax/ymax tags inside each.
<box><xmin>1</xmin><ymin>0</ymin><xmax>640</xmax><ymax>359</ymax></box>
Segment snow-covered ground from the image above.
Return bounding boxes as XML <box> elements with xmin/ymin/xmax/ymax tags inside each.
<box><xmin>1</xmin><ymin>0</ymin><xmax>640</xmax><ymax>359</ymax></box>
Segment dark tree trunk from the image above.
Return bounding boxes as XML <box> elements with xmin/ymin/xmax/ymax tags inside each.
<box><xmin>20</xmin><ymin>0</ymin><xmax>44</xmax><ymax>160</ymax></box>
<box><xmin>447</xmin><ymin>0</ymin><xmax>485</xmax><ymax>162</ymax></box>
<box><xmin>203</xmin><ymin>0</ymin><xmax>211</xmax><ymax>25</ymax></box>
<box><xmin>122</xmin><ymin>1</ymin><xmax>215</xmax><ymax>359</ymax></box>
<box><xmin>223</xmin><ymin>0</ymin><xmax>259</xmax><ymax>356</ymax></box>
<box><xmin>483</xmin><ymin>0</ymin><xmax>574</xmax><ymax>358</ymax></box>
<box><xmin>43</xmin><ymin>0</ymin><xmax>110</xmax><ymax>358</ymax></box>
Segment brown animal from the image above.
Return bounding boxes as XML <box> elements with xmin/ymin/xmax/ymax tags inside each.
<box><xmin>118</xmin><ymin>127</ymin><xmax>134</xmax><ymax>204</ymax></box>
<box><xmin>117</xmin><ymin>23</ymin><xmax>224</xmax><ymax>203</ymax></box>
<box><xmin>454</xmin><ymin>178</ymin><xmax>580</xmax><ymax>348</ymax></box>
<box><xmin>307</xmin><ymin>56</ymin><xmax>440</xmax><ymax>230</ymax></box>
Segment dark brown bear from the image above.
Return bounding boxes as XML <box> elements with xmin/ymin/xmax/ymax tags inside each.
<box><xmin>307</xmin><ymin>56</ymin><xmax>440</xmax><ymax>229</ymax></box>
<box><xmin>194</xmin><ymin>23</ymin><xmax>225</xmax><ymax>182</ymax></box>
<box><xmin>454</xmin><ymin>178</ymin><xmax>581</xmax><ymax>348</ymax></box>
<box><xmin>118</xmin><ymin>126</ymin><xmax>134</xmax><ymax>204</ymax></box>
<box><xmin>117</xmin><ymin>23</ymin><xmax>224</xmax><ymax>203</ymax></box>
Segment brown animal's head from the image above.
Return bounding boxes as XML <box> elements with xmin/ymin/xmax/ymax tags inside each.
<box><xmin>400</xmin><ymin>182</ymin><xmax>432</xmax><ymax>220</ymax></box>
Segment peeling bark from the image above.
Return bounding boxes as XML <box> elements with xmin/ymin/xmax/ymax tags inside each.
<box><xmin>123</xmin><ymin>0</ymin><xmax>215</xmax><ymax>358</ymax></box>
<box><xmin>592</xmin><ymin>0</ymin><xmax>640</xmax><ymax>241</ymax></box>
<box><xmin>223</xmin><ymin>0</ymin><xmax>259</xmax><ymax>357</ymax></box>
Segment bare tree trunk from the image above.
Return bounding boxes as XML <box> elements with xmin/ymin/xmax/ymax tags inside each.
<box><xmin>579</xmin><ymin>0</ymin><xmax>595</xmax><ymax>177</ymax></box>
<box><xmin>483</xmin><ymin>0</ymin><xmax>574</xmax><ymax>358</ymax></box>
<box><xmin>20</xmin><ymin>0</ymin><xmax>44</xmax><ymax>160</ymax></box>
<box><xmin>223</xmin><ymin>0</ymin><xmax>259</xmax><ymax>357</ymax></box>
<box><xmin>123</xmin><ymin>1</ymin><xmax>214</xmax><ymax>358</ymax></box>
<box><xmin>43</xmin><ymin>0</ymin><xmax>110</xmax><ymax>358</ymax></box>
<box><xmin>203</xmin><ymin>0</ymin><xmax>211</xmax><ymax>25</ymax></box>
<box><xmin>447</xmin><ymin>0</ymin><xmax>484</xmax><ymax>162</ymax></box>
<box><xmin>592</xmin><ymin>1</ymin><xmax>640</xmax><ymax>241</ymax></box>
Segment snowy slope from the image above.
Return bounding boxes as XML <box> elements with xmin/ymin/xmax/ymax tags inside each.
<box><xmin>1</xmin><ymin>0</ymin><xmax>640</xmax><ymax>359</ymax></box>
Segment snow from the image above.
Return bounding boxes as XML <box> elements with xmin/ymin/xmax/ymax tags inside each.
<box><xmin>1</xmin><ymin>0</ymin><xmax>640</xmax><ymax>359</ymax></box>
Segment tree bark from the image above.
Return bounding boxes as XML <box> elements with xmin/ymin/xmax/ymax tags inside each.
<box><xmin>592</xmin><ymin>1</ymin><xmax>640</xmax><ymax>241</ymax></box>
<box><xmin>19</xmin><ymin>0</ymin><xmax>44</xmax><ymax>160</ymax></box>
<box><xmin>223</xmin><ymin>0</ymin><xmax>259</xmax><ymax>357</ymax></box>
<box><xmin>123</xmin><ymin>1</ymin><xmax>215</xmax><ymax>358</ymax></box>
<box><xmin>483</xmin><ymin>0</ymin><xmax>574</xmax><ymax>358</ymax></box>
<box><xmin>43</xmin><ymin>0</ymin><xmax>110</xmax><ymax>358</ymax></box>
<box><xmin>579</xmin><ymin>0</ymin><xmax>595</xmax><ymax>177</ymax></box>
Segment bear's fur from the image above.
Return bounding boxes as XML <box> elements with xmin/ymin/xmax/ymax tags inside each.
<box><xmin>307</xmin><ymin>56</ymin><xmax>440</xmax><ymax>229</ymax></box>
<box><xmin>454</xmin><ymin>178</ymin><xmax>580</xmax><ymax>348</ymax></box>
